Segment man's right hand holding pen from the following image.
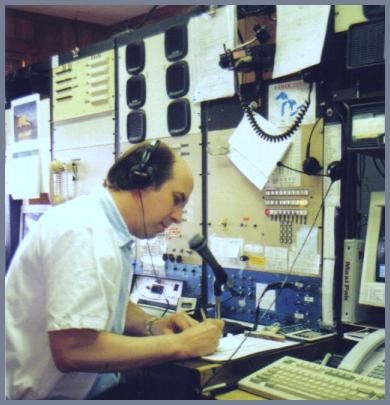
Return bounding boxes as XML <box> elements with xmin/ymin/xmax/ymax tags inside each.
<box><xmin>148</xmin><ymin>309</ymin><xmax>224</xmax><ymax>358</ymax></box>
<box><xmin>177</xmin><ymin>318</ymin><xmax>225</xmax><ymax>358</ymax></box>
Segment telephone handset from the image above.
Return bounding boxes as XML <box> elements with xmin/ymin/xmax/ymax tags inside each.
<box><xmin>338</xmin><ymin>328</ymin><xmax>385</xmax><ymax>375</ymax></box>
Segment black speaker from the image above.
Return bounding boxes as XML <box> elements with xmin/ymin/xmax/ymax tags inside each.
<box><xmin>129</xmin><ymin>139</ymin><xmax>160</xmax><ymax>188</ymax></box>
<box><xmin>126</xmin><ymin>74</ymin><xmax>146</xmax><ymax>109</ymax></box>
<box><xmin>126</xmin><ymin>41</ymin><xmax>145</xmax><ymax>75</ymax></box>
<box><xmin>347</xmin><ymin>19</ymin><xmax>385</xmax><ymax>69</ymax></box>
<box><xmin>363</xmin><ymin>5</ymin><xmax>385</xmax><ymax>19</ymax></box>
<box><xmin>167</xmin><ymin>99</ymin><xmax>191</xmax><ymax>136</ymax></box>
<box><xmin>165</xmin><ymin>25</ymin><xmax>188</xmax><ymax>62</ymax></box>
<box><xmin>166</xmin><ymin>61</ymin><xmax>189</xmax><ymax>99</ymax></box>
<box><xmin>127</xmin><ymin>110</ymin><xmax>146</xmax><ymax>143</ymax></box>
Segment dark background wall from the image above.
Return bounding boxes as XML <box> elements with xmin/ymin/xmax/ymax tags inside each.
<box><xmin>5</xmin><ymin>6</ymin><xmax>194</xmax><ymax>76</ymax></box>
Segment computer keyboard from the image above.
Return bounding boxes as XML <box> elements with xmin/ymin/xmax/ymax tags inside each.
<box><xmin>367</xmin><ymin>359</ymin><xmax>385</xmax><ymax>380</ymax></box>
<box><xmin>238</xmin><ymin>356</ymin><xmax>385</xmax><ymax>400</ymax></box>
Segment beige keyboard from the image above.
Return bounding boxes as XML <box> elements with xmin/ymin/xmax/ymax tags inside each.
<box><xmin>238</xmin><ymin>356</ymin><xmax>385</xmax><ymax>400</ymax></box>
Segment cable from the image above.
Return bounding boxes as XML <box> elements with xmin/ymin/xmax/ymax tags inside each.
<box><xmin>252</xmin><ymin>180</ymin><xmax>334</xmax><ymax>330</ymax></box>
<box><xmin>199</xmin><ymin>180</ymin><xmax>335</xmax><ymax>394</ymax></box>
<box><xmin>276</xmin><ymin>161</ymin><xmax>329</xmax><ymax>177</ymax></box>
<box><xmin>237</xmin><ymin>5</ymin><xmax>276</xmax><ymax>18</ymax></box>
<box><xmin>237</xmin><ymin>28</ymin><xmax>244</xmax><ymax>45</ymax></box>
<box><xmin>372</xmin><ymin>157</ymin><xmax>385</xmax><ymax>178</ymax></box>
<box><xmin>138</xmin><ymin>191</ymin><xmax>170</xmax><ymax>316</ymax></box>
<box><xmin>235</xmin><ymin>68</ymin><xmax>313</xmax><ymax>142</ymax></box>
<box><xmin>133</xmin><ymin>5</ymin><xmax>159</xmax><ymax>30</ymax></box>
<box><xmin>306</xmin><ymin>117</ymin><xmax>322</xmax><ymax>158</ymax></box>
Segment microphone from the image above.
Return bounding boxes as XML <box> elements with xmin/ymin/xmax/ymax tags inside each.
<box><xmin>188</xmin><ymin>234</ymin><xmax>236</xmax><ymax>294</ymax></box>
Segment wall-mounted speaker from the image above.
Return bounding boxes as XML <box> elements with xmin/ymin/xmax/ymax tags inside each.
<box><xmin>347</xmin><ymin>19</ymin><xmax>385</xmax><ymax>69</ymax></box>
<box><xmin>165</xmin><ymin>25</ymin><xmax>188</xmax><ymax>62</ymax></box>
<box><xmin>167</xmin><ymin>99</ymin><xmax>191</xmax><ymax>136</ymax></box>
<box><xmin>127</xmin><ymin>110</ymin><xmax>146</xmax><ymax>143</ymax></box>
<box><xmin>126</xmin><ymin>74</ymin><xmax>146</xmax><ymax>109</ymax></box>
<box><xmin>166</xmin><ymin>61</ymin><xmax>189</xmax><ymax>99</ymax></box>
<box><xmin>126</xmin><ymin>41</ymin><xmax>145</xmax><ymax>75</ymax></box>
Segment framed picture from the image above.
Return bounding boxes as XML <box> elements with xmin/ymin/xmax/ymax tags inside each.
<box><xmin>19</xmin><ymin>204</ymin><xmax>50</xmax><ymax>241</ymax></box>
<box><xmin>10</xmin><ymin>94</ymin><xmax>40</xmax><ymax>145</ymax></box>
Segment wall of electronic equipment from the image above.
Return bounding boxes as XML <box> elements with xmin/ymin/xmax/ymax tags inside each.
<box><xmin>5</xmin><ymin>5</ymin><xmax>385</xmax><ymax>330</ymax></box>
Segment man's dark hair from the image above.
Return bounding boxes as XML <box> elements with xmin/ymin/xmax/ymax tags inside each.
<box><xmin>104</xmin><ymin>141</ymin><xmax>175</xmax><ymax>190</ymax></box>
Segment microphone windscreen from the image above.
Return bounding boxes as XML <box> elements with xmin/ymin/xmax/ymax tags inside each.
<box><xmin>188</xmin><ymin>234</ymin><xmax>207</xmax><ymax>251</ymax></box>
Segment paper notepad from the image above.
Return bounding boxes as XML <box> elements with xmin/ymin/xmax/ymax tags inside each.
<box><xmin>201</xmin><ymin>334</ymin><xmax>300</xmax><ymax>363</ymax></box>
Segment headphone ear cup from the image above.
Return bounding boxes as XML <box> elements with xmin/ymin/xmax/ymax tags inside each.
<box><xmin>128</xmin><ymin>140</ymin><xmax>160</xmax><ymax>189</ymax></box>
<box><xmin>129</xmin><ymin>163</ymin><xmax>155</xmax><ymax>188</ymax></box>
<box><xmin>302</xmin><ymin>157</ymin><xmax>322</xmax><ymax>175</ymax></box>
<box><xmin>326</xmin><ymin>160</ymin><xmax>343</xmax><ymax>182</ymax></box>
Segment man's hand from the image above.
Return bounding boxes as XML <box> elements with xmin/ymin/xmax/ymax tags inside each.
<box><xmin>176</xmin><ymin>318</ymin><xmax>225</xmax><ymax>358</ymax></box>
<box><xmin>151</xmin><ymin>314</ymin><xmax>224</xmax><ymax>358</ymax></box>
<box><xmin>151</xmin><ymin>311</ymin><xmax>198</xmax><ymax>335</ymax></box>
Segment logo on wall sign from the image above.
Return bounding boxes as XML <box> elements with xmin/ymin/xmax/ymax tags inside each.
<box><xmin>275</xmin><ymin>91</ymin><xmax>304</xmax><ymax>117</ymax></box>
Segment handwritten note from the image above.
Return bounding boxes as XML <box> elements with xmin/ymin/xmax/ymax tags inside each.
<box><xmin>273</xmin><ymin>5</ymin><xmax>331</xmax><ymax>79</ymax></box>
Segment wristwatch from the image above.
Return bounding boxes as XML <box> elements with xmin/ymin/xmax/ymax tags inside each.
<box><xmin>146</xmin><ymin>317</ymin><xmax>159</xmax><ymax>336</ymax></box>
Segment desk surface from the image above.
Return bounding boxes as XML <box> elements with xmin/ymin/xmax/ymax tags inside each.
<box><xmin>139</xmin><ymin>336</ymin><xmax>343</xmax><ymax>400</ymax></box>
<box><xmin>215</xmin><ymin>389</ymin><xmax>265</xmax><ymax>400</ymax></box>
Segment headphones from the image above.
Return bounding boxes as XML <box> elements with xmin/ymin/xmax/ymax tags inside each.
<box><xmin>278</xmin><ymin>118</ymin><xmax>325</xmax><ymax>177</ymax></box>
<box><xmin>129</xmin><ymin>139</ymin><xmax>160</xmax><ymax>188</ymax></box>
<box><xmin>276</xmin><ymin>118</ymin><xmax>344</xmax><ymax>181</ymax></box>
<box><xmin>302</xmin><ymin>142</ymin><xmax>323</xmax><ymax>175</ymax></box>
<box><xmin>302</xmin><ymin>118</ymin><xmax>323</xmax><ymax>175</ymax></box>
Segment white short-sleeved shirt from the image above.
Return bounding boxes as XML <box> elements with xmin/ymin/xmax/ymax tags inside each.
<box><xmin>5</xmin><ymin>187</ymin><xmax>134</xmax><ymax>399</ymax></box>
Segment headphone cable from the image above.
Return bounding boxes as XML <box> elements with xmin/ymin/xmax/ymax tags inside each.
<box><xmin>138</xmin><ymin>190</ymin><xmax>170</xmax><ymax>316</ymax></box>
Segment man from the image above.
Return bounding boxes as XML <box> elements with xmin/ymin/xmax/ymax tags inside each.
<box><xmin>5</xmin><ymin>140</ymin><xmax>224</xmax><ymax>399</ymax></box>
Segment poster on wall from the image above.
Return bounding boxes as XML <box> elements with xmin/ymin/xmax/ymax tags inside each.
<box><xmin>8</xmin><ymin>94</ymin><xmax>42</xmax><ymax>199</ymax></box>
<box><xmin>11</xmin><ymin>94</ymin><xmax>40</xmax><ymax>147</ymax></box>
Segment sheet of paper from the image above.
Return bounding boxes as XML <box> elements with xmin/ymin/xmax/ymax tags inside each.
<box><xmin>289</xmin><ymin>226</ymin><xmax>320</xmax><ymax>275</ymax></box>
<box><xmin>323</xmin><ymin>123</ymin><xmax>342</xmax><ymax>206</ymax></box>
<box><xmin>272</xmin><ymin>5</ymin><xmax>331</xmax><ymax>79</ymax></box>
<box><xmin>264</xmin><ymin>246</ymin><xmax>288</xmax><ymax>272</ymax></box>
<box><xmin>228</xmin><ymin>148</ymin><xmax>268</xmax><ymax>190</ymax></box>
<box><xmin>323</xmin><ymin>206</ymin><xmax>336</xmax><ymax>259</ymax></box>
<box><xmin>267</xmin><ymin>128</ymin><xmax>302</xmax><ymax>187</ymax></box>
<box><xmin>210</xmin><ymin>235</ymin><xmax>243</xmax><ymax>258</ymax></box>
<box><xmin>256</xmin><ymin>283</ymin><xmax>276</xmax><ymax>311</ymax></box>
<box><xmin>189</xmin><ymin>5</ymin><xmax>236</xmax><ymax>102</ymax></box>
<box><xmin>8</xmin><ymin>150</ymin><xmax>41</xmax><ymax>199</ymax></box>
<box><xmin>228</xmin><ymin>112</ymin><xmax>293</xmax><ymax>190</ymax></box>
<box><xmin>209</xmin><ymin>235</ymin><xmax>244</xmax><ymax>268</ymax></box>
<box><xmin>201</xmin><ymin>333</ymin><xmax>300</xmax><ymax>362</ymax></box>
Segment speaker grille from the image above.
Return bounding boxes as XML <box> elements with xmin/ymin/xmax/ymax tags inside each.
<box><xmin>126</xmin><ymin>74</ymin><xmax>146</xmax><ymax>109</ymax></box>
<box><xmin>167</xmin><ymin>99</ymin><xmax>191</xmax><ymax>136</ymax></box>
<box><xmin>347</xmin><ymin>20</ymin><xmax>384</xmax><ymax>69</ymax></box>
<box><xmin>166</xmin><ymin>61</ymin><xmax>189</xmax><ymax>99</ymax></box>
<box><xmin>126</xmin><ymin>41</ymin><xmax>145</xmax><ymax>75</ymax></box>
<box><xmin>165</xmin><ymin>25</ymin><xmax>188</xmax><ymax>62</ymax></box>
<box><xmin>127</xmin><ymin>110</ymin><xmax>146</xmax><ymax>143</ymax></box>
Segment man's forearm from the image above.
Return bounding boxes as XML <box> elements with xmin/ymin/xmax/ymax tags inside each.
<box><xmin>123</xmin><ymin>300</ymin><xmax>157</xmax><ymax>336</ymax></box>
<box><xmin>49</xmin><ymin>329</ymin><xmax>184</xmax><ymax>373</ymax></box>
